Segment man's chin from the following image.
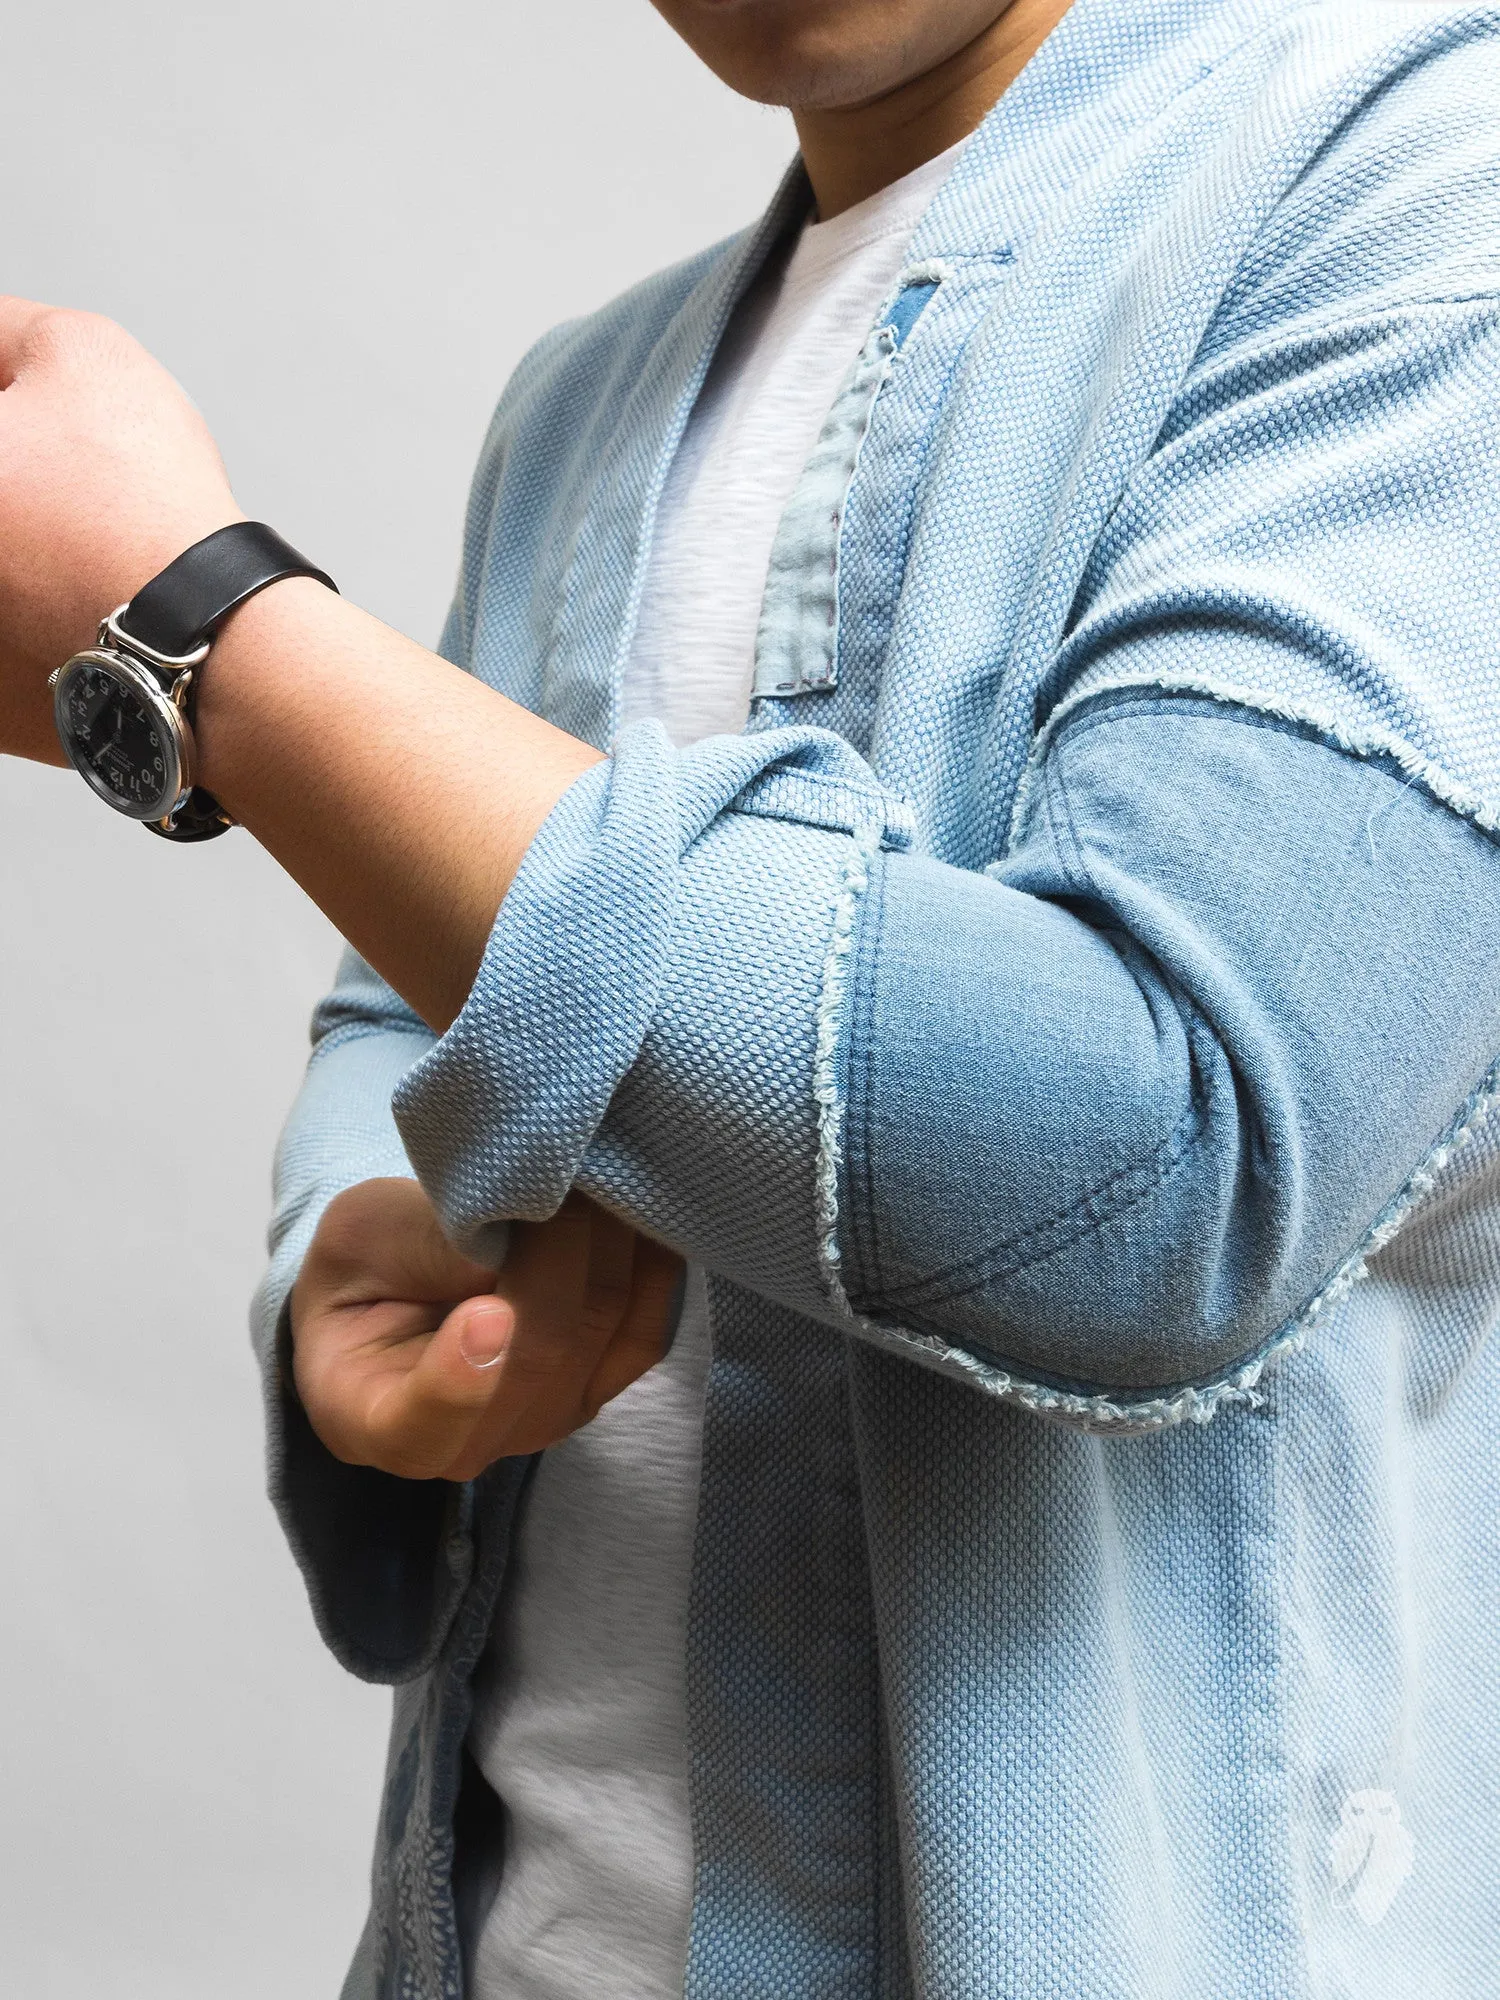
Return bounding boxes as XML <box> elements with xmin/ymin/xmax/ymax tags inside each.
<box><xmin>648</xmin><ymin>0</ymin><xmax>1005</xmax><ymax>112</ymax></box>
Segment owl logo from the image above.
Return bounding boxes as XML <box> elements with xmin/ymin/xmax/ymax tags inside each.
<box><xmin>1329</xmin><ymin>1790</ymin><xmax>1415</xmax><ymax>1926</ymax></box>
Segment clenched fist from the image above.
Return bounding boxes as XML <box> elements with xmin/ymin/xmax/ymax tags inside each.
<box><xmin>291</xmin><ymin>1178</ymin><xmax>685</xmax><ymax>1482</ymax></box>
<box><xmin>0</xmin><ymin>296</ymin><xmax>241</xmax><ymax>763</ymax></box>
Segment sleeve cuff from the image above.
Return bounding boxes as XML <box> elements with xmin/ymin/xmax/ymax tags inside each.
<box><xmin>392</xmin><ymin>719</ymin><xmax>913</xmax><ymax>1264</ymax></box>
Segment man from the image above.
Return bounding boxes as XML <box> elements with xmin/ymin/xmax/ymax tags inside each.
<box><xmin>2</xmin><ymin>0</ymin><xmax>1499</xmax><ymax>1993</ymax></box>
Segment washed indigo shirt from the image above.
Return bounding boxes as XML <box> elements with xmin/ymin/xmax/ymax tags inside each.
<box><xmin>255</xmin><ymin>2</ymin><xmax>1500</xmax><ymax>1994</ymax></box>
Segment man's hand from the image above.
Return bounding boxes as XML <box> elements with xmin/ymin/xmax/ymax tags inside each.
<box><xmin>290</xmin><ymin>1178</ymin><xmax>684</xmax><ymax>1482</ymax></box>
<box><xmin>0</xmin><ymin>296</ymin><xmax>241</xmax><ymax>762</ymax></box>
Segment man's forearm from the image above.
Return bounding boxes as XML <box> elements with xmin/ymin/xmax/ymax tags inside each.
<box><xmin>196</xmin><ymin>577</ymin><xmax>602</xmax><ymax>1032</ymax></box>
<box><xmin>0</xmin><ymin>297</ymin><xmax>594</xmax><ymax>1032</ymax></box>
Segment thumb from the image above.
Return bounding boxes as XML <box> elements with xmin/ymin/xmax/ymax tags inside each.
<box><xmin>362</xmin><ymin>1292</ymin><xmax>516</xmax><ymax>1480</ymax></box>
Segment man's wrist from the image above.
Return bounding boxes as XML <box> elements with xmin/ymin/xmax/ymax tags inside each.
<box><xmin>190</xmin><ymin>572</ymin><xmax>357</xmax><ymax>809</ymax></box>
<box><xmin>187</xmin><ymin>571</ymin><xmax>603</xmax><ymax>1031</ymax></box>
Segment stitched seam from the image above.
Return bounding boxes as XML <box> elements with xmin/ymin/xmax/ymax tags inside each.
<box><xmin>906</xmin><ymin>689</ymin><xmax>1494</xmax><ymax>1302</ymax></box>
<box><xmin>874</xmin><ymin>1093</ymin><xmax>1211</xmax><ymax>1310</ymax></box>
<box><xmin>918</xmin><ymin>743</ymin><xmax>1211</xmax><ymax>1292</ymax></box>
<box><xmin>832</xmin><ymin>1051</ymin><xmax>1500</xmax><ymax>1433</ymax></box>
<box><xmin>827</xmin><ymin>334</ymin><xmax>897</xmax><ymax>687</ymax></box>
<box><xmin>1234</xmin><ymin>290</ymin><xmax>1500</xmax><ymax>343</ymax></box>
<box><xmin>1041</xmin><ymin>731</ymin><xmax>1093</xmax><ymax>897</ymax></box>
<box><xmin>829</xmin><ymin>269</ymin><xmax>1012</xmax><ymax>724</ymax></box>
<box><xmin>1265</xmin><ymin>1390</ymin><xmax>1314</xmax><ymax>1996</ymax></box>
<box><xmin>1043</xmin><ymin>684</ymin><xmax>1500</xmax><ymax>820</ymax></box>
<box><xmin>1184</xmin><ymin>290</ymin><xmax>1500</xmax><ymax>403</ymax></box>
<box><xmin>849</xmin><ymin>854</ymin><xmax>889</xmax><ymax>1304</ymax></box>
<box><xmin>935</xmin><ymin>9</ymin><xmax>1251</xmax><ymax>259</ymax></box>
<box><xmin>1010</xmin><ymin>681</ymin><xmax>1500</xmax><ymax>852</ymax></box>
<box><xmin>1172</xmin><ymin>8</ymin><xmax>1500</xmax><ymax>380</ymax></box>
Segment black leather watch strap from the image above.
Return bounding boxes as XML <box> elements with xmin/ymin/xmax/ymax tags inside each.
<box><xmin>116</xmin><ymin>521</ymin><xmax>336</xmax><ymax>844</ymax></box>
<box><xmin>142</xmin><ymin>786</ymin><xmax>235</xmax><ymax>844</ymax></box>
<box><xmin>116</xmin><ymin>521</ymin><xmax>337</xmax><ymax>658</ymax></box>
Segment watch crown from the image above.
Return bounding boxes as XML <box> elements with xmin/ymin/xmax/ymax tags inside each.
<box><xmin>47</xmin><ymin>667</ymin><xmax>61</xmax><ymax>690</ymax></box>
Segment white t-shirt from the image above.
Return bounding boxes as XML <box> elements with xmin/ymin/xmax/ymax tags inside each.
<box><xmin>469</xmin><ymin>140</ymin><xmax>964</xmax><ymax>2000</ymax></box>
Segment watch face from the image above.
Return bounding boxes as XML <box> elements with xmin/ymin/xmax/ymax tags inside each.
<box><xmin>54</xmin><ymin>651</ymin><xmax>186</xmax><ymax>821</ymax></box>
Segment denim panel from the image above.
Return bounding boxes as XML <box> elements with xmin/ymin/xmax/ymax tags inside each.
<box><xmin>1039</xmin><ymin>30</ymin><xmax>1500</xmax><ymax>797</ymax></box>
<box><xmin>393</xmin><ymin>750</ymin><xmax>674</xmax><ymax>1243</ymax></box>
<box><xmin>750</xmin><ymin>253</ymin><xmax>1015</xmax><ymax>764</ymax></box>
<box><xmin>906</xmin><ymin>0</ymin><xmax>1490</xmax><ymax>276</ymax></box>
<box><xmin>844</xmin><ymin>4</ymin><xmax>1335</xmax><ymax>867</ymax></box>
<box><xmin>447</xmin><ymin>251</ymin><xmax>727</xmax><ymax>739</ymax></box>
<box><xmin>685</xmin><ymin>1284</ymin><xmax>879</xmax><ymax>2000</ymax></box>
<box><xmin>1194</xmin><ymin>25</ymin><xmax>1500</xmax><ymax>363</ymax></box>
<box><xmin>1297</xmin><ymin>1122</ymin><xmax>1500</xmax><ymax>1997</ymax></box>
<box><xmin>846</xmin><ymin>1127</ymin><xmax>1500</xmax><ymax>2000</ymax></box>
<box><xmin>1052</xmin><ymin>300</ymin><xmax>1500</xmax><ymax>802</ymax></box>
<box><xmin>576</xmin><ymin>805</ymin><xmax>840</xmax><ymax>1318</ymax></box>
<box><xmin>842</xmin><ymin>696</ymin><xmax>1500</xmax><ymax>1397</ymax></box>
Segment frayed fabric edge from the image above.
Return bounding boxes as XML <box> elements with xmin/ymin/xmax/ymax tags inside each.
<box><xmin>813</xmin><ymin>815</ymin><xmax>883</xmax><ymax>1319</ymax></box>
<box><xmin>1008</xmin><ymin>674</ymin><xmax>1500</xmax><ymax>853</ymax></box>
<box><xmin>811</xmin><ymin>809</ymin><xmax>1500</xmax><ymax>1430</ymax></box>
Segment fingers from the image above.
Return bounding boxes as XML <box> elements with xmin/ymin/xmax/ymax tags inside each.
<box><xmin>439</xmin><ymin>1199</ymin><xmax>683</xmax><ymax>1481</ymax></box>
<box><xmin>293</xmin><ymin>1176</ymin><xmax>689</xmax><ymax>1485</ymax></box>
<box><xmin>440</xmin><ymin>1197</ymin><xmax>624</xmax><ymax>1476</ymax></box>
<box><xmin>572</xmin><ymin>1199</ymin><xmax>642</xmax><ymax>1351</ymax></box>
<box><xmin>582</xmin><ymin>1236</ymin><xmax>685</xmax><ymax>1422</ymax></box>
<box><xmin>291</xmin><ymin>1176</ymin><xmax>512</xmax><ymax>1479</ymax></box>
<box><xmin>301</xmin><ymin>1177</ymin><xmax>499</xmax><ymax>1310</ymax></box>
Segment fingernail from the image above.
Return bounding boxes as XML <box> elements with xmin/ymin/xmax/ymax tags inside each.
<box><xmin>459</xmin><ymin>1302</ymin><xmax>509</xmax><ymax>1370</ymax></box>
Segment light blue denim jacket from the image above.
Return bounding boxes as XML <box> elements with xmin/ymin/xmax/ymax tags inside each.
<box><xmin>256</xmin><ymin>2</ymin><xmax>1500</xmax><ymax>1992</ymax></box>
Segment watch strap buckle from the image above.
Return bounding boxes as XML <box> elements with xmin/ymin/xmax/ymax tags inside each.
<box><xmin>99</xmin><ymin>606</ymin><xmax>211</xmax><ymax>677</ymax></box>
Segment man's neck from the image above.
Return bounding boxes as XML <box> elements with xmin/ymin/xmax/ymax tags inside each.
<box><xmin>793</xmin><ymin>0</ymin><xmax>1072</xmax><ymax>219</ymax></box>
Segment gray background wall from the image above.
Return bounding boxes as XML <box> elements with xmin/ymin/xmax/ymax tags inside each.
<box><xmin>0</xmin><ymin>8</ymin><xmax>791</xmax><ymax>1993</ymax></box>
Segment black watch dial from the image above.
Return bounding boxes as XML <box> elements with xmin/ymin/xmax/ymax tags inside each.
<box><xmin>54</xmin><ymin>653</ymin><xmax>185</xmax><ymax>821</ymax></box>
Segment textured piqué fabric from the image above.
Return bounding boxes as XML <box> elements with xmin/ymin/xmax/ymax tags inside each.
<box><xmin>255</xmin><ymin>3</ymin><xmax>1500</xmax><ymax>1994</ymax></box>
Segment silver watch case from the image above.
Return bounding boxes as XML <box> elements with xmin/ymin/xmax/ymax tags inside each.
<box><xmin>50</xmin><ymin>608</ymin><xmax>210</xmax><ymax>825</ymax></box>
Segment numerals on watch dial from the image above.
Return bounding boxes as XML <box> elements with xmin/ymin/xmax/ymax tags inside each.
<box><xmin>59</xmin><ymin>661</ymin><xmax>179</xmax><ymax>817</ymax></box>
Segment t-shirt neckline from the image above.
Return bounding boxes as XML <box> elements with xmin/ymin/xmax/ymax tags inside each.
<box><xmin>799</xmin><ymin>134</ymin><xmax>969</xmax><ymax>267</ymax></box>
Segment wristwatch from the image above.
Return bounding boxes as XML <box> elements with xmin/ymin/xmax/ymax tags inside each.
<box><xmin>49</xmin><ymin>521</ymin><xmax>337</xmax><ymax>842</ymax></box>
